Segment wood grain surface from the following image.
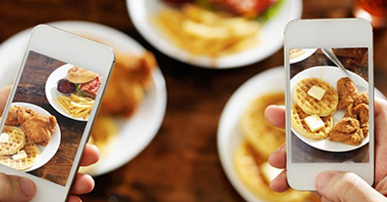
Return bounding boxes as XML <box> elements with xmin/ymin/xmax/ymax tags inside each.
<box><xmin>1</xmin><ymin>0</ymin><xmax>387</xmax><ymax>202</ymax></box>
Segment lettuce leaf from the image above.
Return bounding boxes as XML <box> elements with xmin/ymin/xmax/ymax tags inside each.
<box><xmin>257</xmin><ymin>0</ymin><xmax>285</xmax><ymax>23</ymax></box>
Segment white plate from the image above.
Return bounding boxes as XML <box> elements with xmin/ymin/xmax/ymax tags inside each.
<box><xmin>128</xmin><ymin>0</ymin><xmax>302</xmax><ymax>69</ymax></box>
<box><xmin>11</xmin><ymin>102</ymin><xmax>61</xmax><ymax>172</ymax></box>
<box><xmin>218</xmin><ymin>67</ymin><xmax>385</xmax><ymax>202</ymax></box>
<box><xmin>291</xmin><ymin>66</ymin><xmax>370</xmax><ymax>152</ymax></box>
<box><xmin>218</xmin><ymin>67</ymin><xmax>284</xmax><ymax>202</ymax></box>
<box><xmin>45</xmin><ymin>63</ymin><xmax>91</xmax><ymax>122</ymax></box>
<box><xmin>290</xmin><ymin>48</ymin><xmax>317</xmax><ymax>64</ymax></box>
<box><xmin>0</xmin><ymin>21</ymin><xmax>167</xmax><ymax>176</ymax></box>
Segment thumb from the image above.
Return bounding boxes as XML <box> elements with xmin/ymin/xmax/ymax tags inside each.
<box><xmin>0</xmin><ymin>173</ymin><xmax>36</xmax><ymax>202</ymax></box>
<box><xmin>316</xmin><ymin>171</ymin><xmax>385</xmax><ymax>202</ymax></box>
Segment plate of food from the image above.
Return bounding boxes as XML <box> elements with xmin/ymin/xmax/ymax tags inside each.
<box><xmin>45</xmin><ymin>64</ymin><xmax>101</xmax><ymax>121</ymax></box>
<box><xmin>128</xmin><ymin>0</ymin><xmax>302</xmax><ymax>68</ymax></box>
<box><xmin>1</xmin><ymin>102</ymin><xmax>61</xmax><ymax>172</ymax></box>
<box><xmin>290</xmin><ymin>66</ymin><xmax>371</xmax><ymax>152</ymax></box>
<box><xmin>289</xmin><ymin>48</ymin><xmax>317</xmax><ymax>64</ymax></box>
<box><xmin>0</xmin><ymin>21</ymin><xmax>167</xmax><ymax>176</ymax></box>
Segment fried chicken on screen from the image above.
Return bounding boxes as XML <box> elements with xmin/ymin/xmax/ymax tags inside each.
<box><xmin>328</xmin><ymin>117</ymin><xmax>364</xmax><ymax>146</ymax></box>
<box><xmin>22</xmin><ymin>116</ymin><xmax>57</xmax><ymax>146</ymax></box>
<box><xmin>337</xmin><ymin>77</ymin><xmax>358</xmax><ymax>110</ymax></box>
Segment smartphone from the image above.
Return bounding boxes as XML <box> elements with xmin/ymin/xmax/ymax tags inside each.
<box><xmin>0</xmin><ymin>25</ymin><xmax>115</xmax><ymax>201</ymax></box>
<box><xmin>284</xmin><ymin>19</ymin><xmax>374</xmax><ymax>190</ymax></box>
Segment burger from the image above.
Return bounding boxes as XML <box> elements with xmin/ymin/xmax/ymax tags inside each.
<box><xmin>57</xmin><ymin>67</ymin><xmax>101</xmax><ymax>99</ymax></box>
<box><xmin>162</xmin><ymin>0</ymin><xmax>278</xmax><ymax>19</ymax></box>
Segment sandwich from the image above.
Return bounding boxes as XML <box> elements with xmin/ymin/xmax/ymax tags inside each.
<box><xmin>63</xmin><ymin>67</ymin><xmax>101</xmax><ymax>99</ymax></box>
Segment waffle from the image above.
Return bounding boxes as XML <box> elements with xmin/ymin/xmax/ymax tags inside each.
<box><xmin>0</xmin><ymin>139</ymin><xmax>40</xmax><ymax>171</ymax></box>
<box><xmin>292</xmin><ymin>77</ymin><xmax>338</xmax><ymax>116</ymax></box>
<box><xmin>291</xmin><ymin>104</ymin><xmax>333</xmax><ymax>140</ymax></box>
<box><xmin>0</xmin><ymin>126</ymin><xmax>26</xmax><ymax>155</ymax></box>
<box><xmin>241</xmin><ymin>93</ymin><xmax>285</xmax><ymax>159</ymax></box>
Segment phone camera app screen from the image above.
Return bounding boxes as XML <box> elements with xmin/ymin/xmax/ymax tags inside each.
<box><xmin>289</xmin><ymin>48</ymin><xmax>370</xmax><ymax>163</ymax></box>
<box><xmin>0</xmin><ymin>51</ymin><xmax>102</xmax><ymax>186</ymax></box>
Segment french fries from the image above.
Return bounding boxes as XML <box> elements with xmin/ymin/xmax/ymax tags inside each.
<box><xmin>289</xmin><ymin>49</ymin><xmax>306</xmax><ymax>59</ymax></box>
<box><xmin>55</xmin><ymin>94</ymin><xmax>94</xmax><ymax>120</ymax></box>
<box><xmin>153</xmin><ymin>4</ymin><xmax>260</xmax><ymax>57</ymax></box>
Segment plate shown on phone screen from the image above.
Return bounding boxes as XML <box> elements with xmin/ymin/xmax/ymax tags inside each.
<box><xmin>11</xmin><ymin>102</ymin><xmax>61</xmax><ymax>172</ymax></box>
<box><xmin>291</xmin><ymin>66</ymin><xmax>370</xmax><ymax>152</ymax></box>
<box><xmin>45</xmin><ymin>64</ymin><xmax>90</xmax><ymax>122</ymax></box>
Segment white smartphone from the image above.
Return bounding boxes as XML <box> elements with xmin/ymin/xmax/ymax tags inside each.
<box><xmin>284</xmin><ymin>19</ymin><xmax>374</xmax><ymax>190</ymax></box>
<box><xmin>0</xmin><ymin>25</ymin><xmax>115</xmax><ymax>201</ymax></box>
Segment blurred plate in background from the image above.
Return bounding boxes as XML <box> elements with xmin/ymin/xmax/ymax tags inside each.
<box><xmin>128</xmin><ymin>0</ymin><xmax>302</xmax><ymax>69</ymax></box>
<box><xmin>0</xmin><ymin>21</ymin><xmax>167</xmax><ymax>176</ymax></box>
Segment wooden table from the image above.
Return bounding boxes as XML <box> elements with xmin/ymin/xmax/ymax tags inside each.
<box><xmin>1</xmin><ymin>0</ymin><xmax>387</xmax><ymax>202</ymax></box>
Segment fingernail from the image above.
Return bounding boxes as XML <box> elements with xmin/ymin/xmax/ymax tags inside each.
<box><xmin>19</xmin><ymin>178</ymin><xmax>34</xmax><ymax>197</ymax></box>
<box><xmin>317</xmin><ymin>172</ymin><xmax>334</xmax><ymax>190</ymax></box>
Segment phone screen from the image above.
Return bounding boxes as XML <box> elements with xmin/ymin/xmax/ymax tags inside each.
<box><xmin>289</xmin><ymin>48</ymin><xmax>370</xmax><ymax>163</ymax></box>
<box><xmin>0</xmin><ymin>50</ymin><xmax>102</xmax><ymax>186</ymax></box>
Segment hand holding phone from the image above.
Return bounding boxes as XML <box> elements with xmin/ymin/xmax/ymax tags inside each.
<box><xmin>0</xmin><ymin>25</ymin><xmax>114</xmax><ymax>201</ymax></box>
<box><xmin>284</xmin><ymin>19</ymin><xmax>374</xmax><ymax>191</ymax></box>
<box><xmin>266</xmin><ymin>99</ymin><xmax>387</xmax><ymax>201</ymax></box>
<box><xmin>0</xmin><ymin>137</ymin><xmax>99</xmax><ymax>202</ymax></box>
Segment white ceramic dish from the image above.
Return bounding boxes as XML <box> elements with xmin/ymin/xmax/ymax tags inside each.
<box><xmin>0</xmin><ymin>21</ymin><xmax>167</xmax><ymax>176</ymax></box>
<box><xmin>290</xmin><ymin>66</ymin><xmax>370</xmax><ymax>152</ymax></box>
<box><xmin>218</xmin><ymin>67</ymin><xmax>284</xmax><ymax>202</ymax></box>
<box><xmin>290</xmin><ymin>48</ymin><xmax>317</xmax><ymax>64</ymax></box>
<box><xmin>45</xmin><ymin>64</ymin><xmax>91</xmax><ymax>122</ymax></box>
<box><xmin>218</xmin><ymin>67</ymin><xmax>385</xmax><ymax>201</ymax></box>
<box><xmin>11</xmin><ymin>102</ymin><xmax>61</xmax><ymax>172</ymax></box>
<box><xmin>128</xmin><ymin>0</ymin><xmax>302</xmax><ymax>69</ymax></box>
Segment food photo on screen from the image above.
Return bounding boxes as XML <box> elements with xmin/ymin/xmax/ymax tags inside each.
<box><xmin>289</xmin><ymin>48</ymin><xmax>370</xmax><ymax>163</ymax></box>
<box><xmin>0</xmin><ymin>50</ymin><xmax>101</xmax><ymax>186</ymax></box>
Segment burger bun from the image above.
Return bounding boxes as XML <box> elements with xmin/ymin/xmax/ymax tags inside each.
<box><xmin>67</xmin><ymin>67</ymin><xmax>98</xmax><ymax>83</ymax></box>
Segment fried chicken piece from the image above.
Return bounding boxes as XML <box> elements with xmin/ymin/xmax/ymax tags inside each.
<box><xmin>344</xmin><ymin>93</ymin><xmax>369</xmax><ymax>137</ymax></box>
<box><xmin>344</xmin><ymin>103</ymin><xmax>355</xmax><ymax>118</ymax></box>
<box><xmin>344</xmin><ymin>92</ymin><xmax>369</xmax><ymax>117</ymax></box>
<box><xmin>22</xmin><ymin>115</ymin><xmax>57</xmax><ymax>146</ymax></box>
<box><xmin>116</xmin><ymin>52</ymin><xmax>156</xmax><ymax>89</ymax></box>
<box><xmin>353</xmin><ymin>92</ymin><xmax>369</xmax><ymax>106</ymax></box>
<box><xmin>354</xmin><ymin>103</ymin><xmax>369</xmax><ymax>137</ymax></box>
<box><xmin>5</xmin><ymin>106</ymin><xmax>20</xmax><ymax>126</ymax></box>
<box><xmin>17</xmin><ymin>106</ymin><xmax>39</xmax><ymax>124</ymax></box>
<box><xmin>99</xmin><ymin>52</ymin><xmax>156</xmax><ymax>117</ymax></box>
<box><xmin>337</xmin><ymin>77</ymin><xmax>358</xmax><ymax>110</ymax></box>
<box><xmin>328</xmin><ymin>117</ymin><xmax>364</xmax><ymax>146</ymax></box>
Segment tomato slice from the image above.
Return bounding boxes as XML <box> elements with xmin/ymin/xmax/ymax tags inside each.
<box><xmin>161</xmin><ymin>0</ymin><xmax>193</xmax><ymax>4</ymax></box>
<box><xmin>205</xmin><ymin>0</ymin><xmax>277</xmax><ymax>18</ymax></box>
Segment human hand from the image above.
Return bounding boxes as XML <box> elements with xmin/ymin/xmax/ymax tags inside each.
<box><xmin>0</xmin><ymin>86</ymin><xmax>100</xmax><ymax>202</ymax></box>
<box><xmin>0</xmin><ymin>85</ymin><xmax>11</xmax><ymax>115</ymax></box>
<box><xmin>264</xmin><ymin>98</ymin><xmax>387</xmax><ymax>202</ymax></box>
<box><xmin>0</xmin><ymin>144</ymin><xmax>99</xmax><ymax>202</ymax></box>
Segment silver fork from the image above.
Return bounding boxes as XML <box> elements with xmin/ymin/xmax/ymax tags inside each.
<box><xmin>321</xmin><ymin>48</ymin><xmax>354</xmax><ymax>79</ymax></box>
